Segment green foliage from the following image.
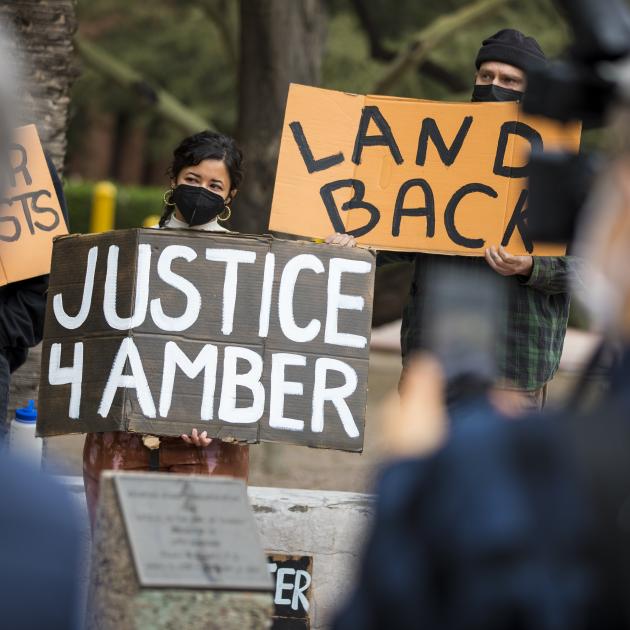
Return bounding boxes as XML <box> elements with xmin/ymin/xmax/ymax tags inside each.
<box><xmin>70</xmin><ymin>0</ymin><xmax>237</xmax><ymax>167</ymax></box>
<box><xmin>323</xmin><ymin>0</ymin><xmax>570</xmax><ymax>99</ymax></box>
<box><xmin>64</xmin><ymin>180</ymin><xmax>163</xmax><ymax>233</ymax></box>
<box><xmin>69</xmin><ymin>0</ymin><xmax>579</xmax><ymax>175</ymax></box>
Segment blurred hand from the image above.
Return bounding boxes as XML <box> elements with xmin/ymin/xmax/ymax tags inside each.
<box><xmin>380</xmin><ymin>355</ymin><xmax>447</xmax><ymax>459</ymax></box>
<box><xmin>485</xmin><ymin>245</ymin><xmax>533</xmax><ymax>277</ymax></box>
<box><xmin>181</xmin><ymin>427</ymin><xmax>212</xmax><ymax>447</ymax></box>
<box><xmin>325</xmin><ymin>233</ymin><xmax>357</xmax><ymax>247</ymax></box>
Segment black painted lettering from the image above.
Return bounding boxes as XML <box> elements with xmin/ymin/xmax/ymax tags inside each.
<box><xmin>31</xmin><ymin>189</ymin><xmax>60</xmax><ymax>231</ymax></box>
<box><xmin>392</xmin><ymin>178</ymin><xmax>435</xmax><ymax>237</ymax></box>
<box><xmin>11</xmin><ymin>192</ymin><xmax>36</xmax><ymax>235</ymax></box>
<box><xmin>501</xmin><ymin>189</ymin><xmax>533</xmax><ymax>253</ymax></box>
<box><xmin>416</xmin><ymin>116</ymin><xmax>473</xmax><ymax>167</ymax></box>
<box><xmin>352</xmin><ymin>106</ymin><xmax>403</xmax><ymax>165</ymax></box>
<box><xmin>8</xmin><ymin>143</ymin><xmax>32</xmax><ymax>188</ymax></box>
<box><xmin>0</xmin><ymin>214</ymin><xmax>20</xmax><ymax>242</ymax></box>
<box><xmin>289</xmin><ymin>121</ymin><xmax>345</xmax><ymax>173</ymax></box>
<box><xmin>444</xmin><ymin>183</ymin><xmax>498</xmax><ymax>249</ymax></box>
<box><xmin>319</xmin><ymin>179</ymin><xmax>380</xmax><ymax>237</ymax></box>
<box><xmin>493</xmin><ymin>121</ymin><xmax>543</xmax><ymax>178</ymax></box>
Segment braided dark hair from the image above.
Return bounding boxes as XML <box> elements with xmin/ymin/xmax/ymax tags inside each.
<box><xmin>159</xmin><ymin>130</ymin><xmax>244</xmax><ymax>227</ymax></box>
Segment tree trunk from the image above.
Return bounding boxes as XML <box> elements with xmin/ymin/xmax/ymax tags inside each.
<box><xmin>0</xmin><ymin>0</ymin><xmax>78</xmax><ymax>171</ymax></box>
<box><xmin>234</xmin><ymin>0</ymin><xmax>326</xmax><ymax>235</ymax></box>
<box><xmin>0</xmin><ymin>0</ymin><xmax>77</xmax><ymax>434</ymax></box>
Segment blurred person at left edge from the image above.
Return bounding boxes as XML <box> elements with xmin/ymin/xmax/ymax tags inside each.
<box><xmin>332</xmin><ymin>356</ymin><xmax>599</xmax><ymax>630</ymax></box>
<box><xmin>0</xmin><ymin>25</ymin><xmax>80</xmax><ymax>630</ymax></box>
<box><xmin>0</xmin><ymin>451</ymin><xmax>82</xmax><ymax>630</ymax></box>
<box><xmin>0</xmin><ymin>151</ymin><xmax>69</xmax><ymax>434</ymax></box>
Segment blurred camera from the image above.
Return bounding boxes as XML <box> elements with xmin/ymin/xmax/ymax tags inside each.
<box><xmin>523</xmin><ymin>0</ymin><xmax>630</xmax><ymax>243</ymax></box>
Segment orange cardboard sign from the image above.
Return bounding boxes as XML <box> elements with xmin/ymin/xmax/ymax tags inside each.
<box><xmin>0</xmin><ymin>124</ymin><xmax>68</xmax><ymax>285</ymax></box>
<box><xmin>269</xmin><ymin>84</ymin><xmax>582</xmax><ymax>256</ymax></box>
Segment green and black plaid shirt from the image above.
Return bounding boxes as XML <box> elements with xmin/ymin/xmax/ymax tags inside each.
<box><xmin>378</xmin><ymin>252</ymin><xmax>574</xmax><ymax>391</ymax></box>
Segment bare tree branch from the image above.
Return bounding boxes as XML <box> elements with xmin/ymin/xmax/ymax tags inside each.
<box><xmin>350</xmin><ymin>0</ymin><xmax>469</xmax><ymax>92</ymax></box>
<box><xmin>372</xmin><ymin>0</ymin><xmax>510</xmax><ymax>94</ymax></box>
<box><xmin>74</xmin><ymin>34</ymin><xmax>214</xmax><ymax>134</ymax></box>
<box><xmin>197</xmin><ymin>0</ymin><xmax>238</xmax><ymax>69</ymax></box>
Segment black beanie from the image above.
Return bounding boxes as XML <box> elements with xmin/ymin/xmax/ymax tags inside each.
<box><xmin>475</xmin><ymin>29</ymin><xmax>547</xmax><ymax>74</ymax></box>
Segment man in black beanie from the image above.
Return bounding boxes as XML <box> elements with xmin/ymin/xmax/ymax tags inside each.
<box><xmin>331</xmin><ymin>29</ymin><xmax>574</xmax><ymax>414</ymax></box>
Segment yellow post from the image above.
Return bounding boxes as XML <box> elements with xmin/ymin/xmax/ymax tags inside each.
<box><xmin>90</xmin><ymin>181</ymin><xmax>117</xmax><ymax>233</ymax></box>
<box><xmin>142</xmin><ymin>214</ymin><xmax>161</xmax><ymax>228</ymax></box>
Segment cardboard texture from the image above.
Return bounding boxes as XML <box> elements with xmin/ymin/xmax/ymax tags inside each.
<box><xmin>0</xmin><ymin>125</ymin><xmax>68</xmax><ymax>285</ymax></box>
<box><xmin>269</xmin><ymin>84</ymin><xmax>582</xmax><ymax>257</ymax></box>
<box><xmin>37</xmin><ymin>228</ymin><xmax>375</xmax><ymax>452</ymax></box>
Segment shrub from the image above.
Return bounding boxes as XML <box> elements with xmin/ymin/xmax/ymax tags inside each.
<box><xmin>64</xmin><ymin>181</ymin><xmax>164</xmax><ymax>234</ymax></box>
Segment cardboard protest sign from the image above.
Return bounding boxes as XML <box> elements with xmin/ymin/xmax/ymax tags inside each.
<box><xmin>37</xmin><ymin>229</ymin><xmax>375</xmax><ymax>452</ymax></box>
<box><xmin>269</xmin><ymin>84</ymin><xmax>582</xmax><ymax>257</ymax></box>
<box><xmin>0</xmin><ymin>125</ymin><xmax>68</xmax><ymax>285</ymax></box>
<box><xmin>267</xmin><ymin>554</ymin><xmax>313</xmax><ymax>629</ymax></box>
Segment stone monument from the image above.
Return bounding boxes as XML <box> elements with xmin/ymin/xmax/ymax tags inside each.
<box><xmin>86</xmin><ymin>471</ymin><xmax>273</xmax><ymax>630</ymax></box>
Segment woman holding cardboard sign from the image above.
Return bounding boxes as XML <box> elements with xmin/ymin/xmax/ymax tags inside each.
<box><xmin>82</xmin><ymin>131</ymin><xmax>249</xmax><ymax>525</ymax></box>
<box><xmin>82</xmin><ymin>130</ymin><xmax>353</xmax><ymax>525</ymax></box>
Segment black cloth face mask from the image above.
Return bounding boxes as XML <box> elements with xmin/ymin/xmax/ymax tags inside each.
<box><xmin>171</xmin><ymin>184</ymin><xmax>226</xmax><ymax>226</ymax></box>
<box><xmin>471</xmin><ymin>84</ymin><xmax>523</xmax><ymax>102</ymax></box>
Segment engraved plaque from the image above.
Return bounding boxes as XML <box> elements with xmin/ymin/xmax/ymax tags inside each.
<box><xmin>115</xmin><ymin>473</ymin><xmax>273</xmax><ymax>590</ymax></box>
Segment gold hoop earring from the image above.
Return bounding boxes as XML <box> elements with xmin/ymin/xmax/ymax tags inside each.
<box><xmin>163</xmin><ymin>188</ymin><xmax>176</xmax><ymax>207</ymax></box>
<box><xmin>218</xmin><ymin>205</ymin><xmax>231</xmax><ymax>222</ymax></box>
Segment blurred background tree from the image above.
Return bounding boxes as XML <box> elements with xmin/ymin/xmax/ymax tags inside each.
<box><xmin>0</xmin><ymin>0</ymin><xmax>78</xmax><ymax>436</ymax></box>
<box><xmin>67</xmin><ymin>0</ymin><xmax>568</xmax><ymax>196</ymax></box>
<box><xmin>65</xmin><ymin>0</ymin><xmax>572</xmax><ymax>323</ymax></box>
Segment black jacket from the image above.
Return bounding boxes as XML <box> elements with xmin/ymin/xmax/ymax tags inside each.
<box><xmin>0</xmin><ymin>153</ymin><xmax>68</xmax><ymax>372</ymax></box>
<box><xmin>334</xmin><ymin>351</ymin><xmax>630</xmax><ymax>630</ymax></box>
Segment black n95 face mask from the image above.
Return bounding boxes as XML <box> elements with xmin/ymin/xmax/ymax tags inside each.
<box><xmin>472</xmin><ymin>84</ymin><xmax>523</xmax><ymax>102</ymax></box>
<box><xmin>171</xmin><ymin>184</ymin><xmax>226</xmax><ymax>226</ymax></box>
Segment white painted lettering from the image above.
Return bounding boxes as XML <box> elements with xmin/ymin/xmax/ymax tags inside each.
<box><xmin>274</xmin><ymin>568</ymin><xmax>296</xmax><ymax>606</ymax></box>
<box><xmin>53</xmin><ymin>246</ymin><xmax>98</xmax><ymax>330</ymax></box>
<box><xmin>269</xmin><ymin>353</ymin><xmax>306</xmax><ymax>431</ymax></box>
<box><xmin>159</xmin><ymin>342</ymin><xmax>218</xmax><ymax>419</ymax></box>
<box><xmin>258</xmin><ymin>252</ymin><xmax>275</xmax><ymax>338</ymax></box>
<box><xmin>150</xmin><ymin>245</ymin><xmax>201</xmax><ymax>331</ymax></box>
<box><xmin>278</xmin><ymin>254</ymin><xmax>324</xmax><ymax>343</ymax></box>
<box><xmin>98</xmin><ymin>337</ymin><xmax>156</xmax><ymax>418</ymax></box>
<box><xmin>218</xmin><ymin>346</ymin><xmax>265</xmax><ymax>423</ymax></box>
<box><xmin>48</xmin><ymin>342</ymin><xmax>83</xmax><ymax>419</ymax></box>
<box><xmin>103</xmin><ymin>244</ymin><xmax>151</xmax><ymax>330</ymax></box>
<box><xmin>292</xmin><ymin>569</ymin><xmax>311</xmax><ymax>612</ymax></box>
<box><xmin>312</xmin><ymin>358</ymin><xmax>359</xmax><ymax>438</ymax></box>
<box><xmin>205</xmin><ymin>248</ymin><xmax>257</xmax><ymax>335</ymax></box>
<box><xmin>325</xmin><ymin>258</ymin><xmax>372</xmax><ymax>348</ymax></box>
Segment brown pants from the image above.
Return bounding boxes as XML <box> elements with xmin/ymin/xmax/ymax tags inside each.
<box><xmin>83</xmin><ymin>432</ymin><xmax>249</xmax><ymax>526</ymax></box>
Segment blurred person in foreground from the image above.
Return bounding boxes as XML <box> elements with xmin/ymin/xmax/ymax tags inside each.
<box><xmin>0</xmin><ymin>454</ymin><xmax>82</xmax><ymax>630</ymax></box>
<box><xmin>333</xmin><ymin>158</ymin><xmax>630</xmax><ymax>630</ymax></box>
<box><xmin>0</xmin><ymin>25</ymin><xmax>69</xmax><ymax>433</ymax></box>
<box><xmin>0</xmin><ymin>23</ymin><xmax>81</xmax><ymax>630</ymax></box>
<box><xmin>329</xmin><ymin>29</ymin><xmax>576</xmax><ymax>414</ymax></box>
